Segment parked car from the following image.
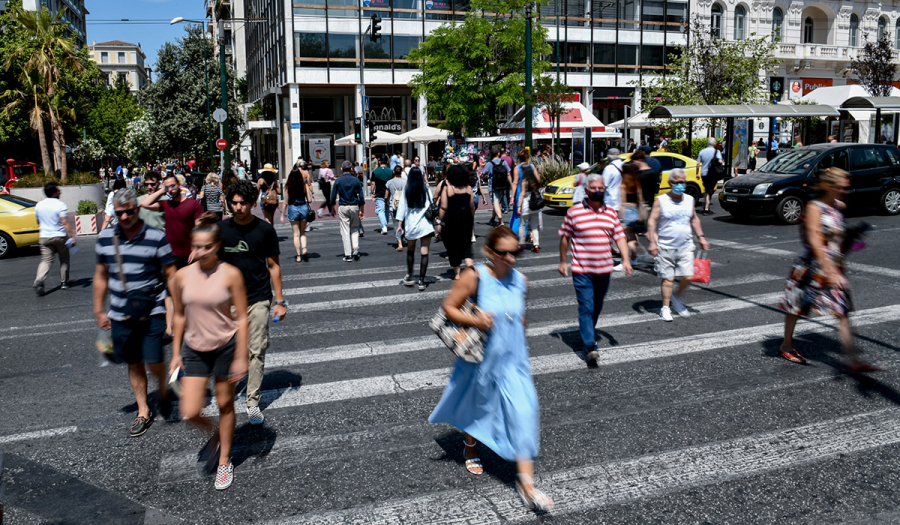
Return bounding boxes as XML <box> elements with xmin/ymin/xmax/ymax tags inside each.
<box><xmin>542</xmin><ymin>152</ymin><xmax>705</xmax><ymax>209</ymax></box>
<box><xmin>0</xmin><ymin>160</ymin><xmax>37</xmax><ymax>194</ymax></box>
<box><xmin>0</xmin><ymin>194</ymin><xmax>39</xmax><ymax>258</ymax></box>
<box><xmin>719</xmin><ymin>143</ymin><xmax>900</xmax><ymax>224</ymax></box>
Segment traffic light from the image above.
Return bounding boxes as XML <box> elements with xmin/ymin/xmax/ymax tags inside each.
<box><xmin>354</xmin><ymin>117</ymin><xmax>362</xmax><ymax>141</ymax></box>
<box><xmin>371</xmin><ymin>14</ymin><xmax>382</xmax><ymax>43</ymax></box>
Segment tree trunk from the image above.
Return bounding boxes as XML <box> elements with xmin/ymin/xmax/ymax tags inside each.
<box><xmin>49</xmin><ymin>110</ymin><xmax>67</xmax><ymax>181</ymax></box>
<box><xmin>36</xmin><ymin>119</ymin><xmax>52</xmax><ymax>176</ymax></box>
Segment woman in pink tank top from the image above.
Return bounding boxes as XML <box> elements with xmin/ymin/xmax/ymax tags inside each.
<box><xmin>170</xmin><ymin>212</ymin><xmax>249</xmax><ymax>491</ymax></box>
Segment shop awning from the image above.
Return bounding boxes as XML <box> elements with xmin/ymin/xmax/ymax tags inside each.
<box><xmin>841</xmin><ymin>96</ymin><xmax>900</xmax><ymax>109</ymax></box>
<box><xmin>397</xmin><ymin>125</ymin><xmax>450</xmax><ymax>144</ymax></box>
<box><xmin>334</xmin><ymin>130</ymin><xmax>405</xmax><ymax>146</ymax></box>
<box><xmin>647</xmin><ymin>104</ymin><xmax>840</xmax><ymax>119</ymax></box>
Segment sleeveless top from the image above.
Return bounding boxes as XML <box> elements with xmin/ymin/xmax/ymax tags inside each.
<box><xmin>447</xmin><ymin>191</ymin><xmax>470</xmax><ymax>211</ymax></box>
<box><xmin>656</xmin><ymin>193</ymin><xmax>695</xmax><ymax>250</ymax></box>
<box><xmin>181</xmin><ymin>261</ymin><xmax>236</xmax><ymax>351</ymax></box>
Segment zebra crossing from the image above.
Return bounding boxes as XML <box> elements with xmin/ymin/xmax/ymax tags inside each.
<box><xmin>2</xmin><ymin>214</ymin><xmax>900</xmax><ymax>524</ymax></box>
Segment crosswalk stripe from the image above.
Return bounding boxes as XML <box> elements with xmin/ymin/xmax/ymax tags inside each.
<box><xmin>709</xmin><ymin>238</ymin><xmax>900</xmax><ymax>279</ymax></box>
<box><xmin>274</xmin><ymin>273</ymin><xmax>779</xmax><ymax>340</ymax></box>
<box><xmin>259</xmin><ymin>408</ymin><xmax>900</xmax><ymax>524</ymax></box>
<box><xmin>0</xmin><ymin>426</ymin><xmax>77</xmax><ymax>444</ymax></box>
<box><xmin>269</xmin><ymin>291</ymin><xmax>783</xmax><ymax>367</ymax></box>
<box><xmin>200</xmin><ymin>304</ymin><xmax>900</xmax><ymax>416</ymax></box>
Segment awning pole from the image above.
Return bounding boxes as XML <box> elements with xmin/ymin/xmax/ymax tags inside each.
<box><xmin>874</xmin><ymin>108</ymin><xmax>882</xmax><ymax>144</ymax></box>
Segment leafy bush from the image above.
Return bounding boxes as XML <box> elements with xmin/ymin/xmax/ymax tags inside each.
<box><xmin>76</xmin><ymin>199</ymin><xmax>99</xmax><ymax>215</ymax></box>
<box><xmin>13</xmin><ymin>172</ymin><xmax>100</xmax><ymax>188</ymax></box>
<box><xmin>538</xmin><ymin>155</ymin><xmax>576</xmax><ymax>186</ymax></box>
<box><xmin>247</xmin><ymin>103</ymin><xmax>263</xmax><ymax>121</ymax></box>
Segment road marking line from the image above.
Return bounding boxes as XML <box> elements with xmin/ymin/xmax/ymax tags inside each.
<box><xmin>3</xmin><ymin>319</ymin><xmax>94</xmax><ymax>332</ymax></box>
<box><xmin>709</xmin><ymin>238</ymin><xmax>900</xmax><ymax>278</ymax></box>
<box><xmin>259</xmin><ymin>408</ymin><xmax>900</xmax><ymax>524</ymax></box>
<box><xmin>202</xmin><ymin>304</ymin><xmax>900</xmax><ymax>416</ymax></box>
<box><xmin>269</xmin><ymin>291</ymin><xmax>783</xmax><ymax>367</ymax></box>
<box><xmin>0</xmin><ymin>426</ymin><xmax>77</xmax><ymax>444</ymax></box>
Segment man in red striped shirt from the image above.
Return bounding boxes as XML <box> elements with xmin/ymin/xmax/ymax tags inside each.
<box><xmin>559</xmin><ymin>174</ymin><xmax>632</xmax><ymax>368</ymax></box>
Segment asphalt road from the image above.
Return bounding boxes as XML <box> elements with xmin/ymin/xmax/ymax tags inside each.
<box><xmin>2</xmin><ymin>199</ymin><xmax>900</xmax><ymax>524</ymax></box>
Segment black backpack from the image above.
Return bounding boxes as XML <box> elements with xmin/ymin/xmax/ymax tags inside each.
<box><xmin>491</xmin><ymin>160</ymin><xmax>510</xmax><ymax>189</ymax></box>
<box><xmin>709</xmin><ymin>153</ymin><xmax>726</xmax><ymax>180</ymax></box>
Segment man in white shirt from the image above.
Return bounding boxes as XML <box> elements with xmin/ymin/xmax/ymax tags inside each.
<box><xmin>33</xmin><ymin>182</ymin><xmax>76</xmax><ymax>296</ymax></box>
<box><xmin>696</xmin><ymin>138</ymin><xmax>724</xmax><ymax>215</ymax></box>
<box><xmin>600</xmin><ymin>148</ymin><xmax>624</xmax><ymax>212</ymax></box>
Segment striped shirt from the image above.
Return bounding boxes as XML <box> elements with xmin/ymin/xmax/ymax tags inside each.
<box><xmin>558</xmin><ymin>201</ymin><xmax>625</xmax><ymax>275</ymax></box>
<box><xmin>96</xmin><ymin>224</ymin><xmax>175</xmax><ymax>321</ymax></box>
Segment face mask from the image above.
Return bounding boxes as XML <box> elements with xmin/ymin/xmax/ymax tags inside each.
<box><xmin>588</xmin><ymin>190</ymin><xmax>605</xmax><ymax>202</ymax></box>
<box><xmin>671</xmin><ymin>183</ymin><xmax>686</xmax><ymax>195</ymax></box>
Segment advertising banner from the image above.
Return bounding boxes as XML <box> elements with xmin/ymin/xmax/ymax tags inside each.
<box><xmin>309</xmin><ymin>138</ymin><xmax>331</xmax><ymax>165</ymax></box>
<box><xmin>733</xmin><ymin>120</ymin><xmax>748</xmax><ymax>170</ymax></box>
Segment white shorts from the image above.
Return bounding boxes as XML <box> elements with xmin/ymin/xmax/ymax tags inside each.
<box><xmin>656</xmin><ymin>245</ymin><xmax>695</xmax><ymax>281</ymax></box>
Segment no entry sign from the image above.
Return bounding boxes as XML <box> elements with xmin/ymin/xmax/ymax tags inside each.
<box><xmin>216</xmin><ymin>139</ymin><xmax>228</xmax><ymax>150</ymax></box>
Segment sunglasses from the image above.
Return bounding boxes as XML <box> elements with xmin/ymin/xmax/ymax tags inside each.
<box><xmin>116</xmin><ymin>208</ymin><xmax>137</xmax><ymax>217</ymax></box>
<box><xmin>491</xmin><ymin>247</ymin><xmax>520</xmax><ymax>257</ymax></box>
<box><xmin>165</xmin><ymin>183</ymin><xmax>178</xmax><ymax>190</ymax></box>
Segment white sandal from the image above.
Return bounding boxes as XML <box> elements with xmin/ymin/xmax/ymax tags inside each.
<box><xmin>463</xmin><ymin>441</ymin><xmax>483</xmax><ymax>475</ymax></box>
<box><xmin>516</xmin><ymin>473</ymin><xmax>554</xmax><ymax>513</ymax></box>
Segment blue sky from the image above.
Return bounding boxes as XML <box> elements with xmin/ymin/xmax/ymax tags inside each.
<box><xmin>85</xmin><ymin>0</ymin><xmax>207</xmax><ymax>71</ymax></box>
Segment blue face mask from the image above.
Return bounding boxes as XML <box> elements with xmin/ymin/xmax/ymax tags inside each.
<box><xmin>671</xmin><ymin>183</ymin><xmax>686</xmax><ymax>196</ymax></box>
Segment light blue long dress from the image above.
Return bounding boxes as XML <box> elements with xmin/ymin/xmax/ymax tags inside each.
<box><xmin>428</xmin><ymin>264</ymin><xmax>540</xmax><ymax>461</ymax></box>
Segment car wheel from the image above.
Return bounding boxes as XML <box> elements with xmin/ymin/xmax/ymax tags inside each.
<box><xmin>880</xmin><ymin>187</ymin><xmax>900</xmax><ymax>215</ymax></box>
<box><xmin>776</xmin><ymin>195</ymin><xmax>804</xmax><ymax>225</ymax></box>
<box><xmin>0</xmin><ymin>232</ymin><xmax>14</xmax><ymax>259</ymax></box>
<box><xmin>685</xmin><ymin>183</ymin><xmax>702</xmax><ymax>203</ymax></box>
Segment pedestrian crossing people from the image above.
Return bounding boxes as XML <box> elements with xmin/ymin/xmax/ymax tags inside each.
<box><xmin>281</xmin><ymin>167</ymin><xmax>314</xmax><ymax>262</ymax></box>
<box><xmin>170</xmin><ymin>213</ymin><xmax>250</xmax><ymax>490</ymax></box>
<box><xmin>332</xmin><ymin>161</ymin><xmax>366</xmax><ymax>262</ymax></box>
<box><xmin>93</xmin><ymin>188</ymin><xmax>176</xmax><ymax>437</ymax></box>
<box><xmin>138</xmin><ymin>173</ymin><xmax>204</xmax><ymax>269</ymax></box>
<box><xmin>438</xmin><ymin>164</ymin><xmax>475</xmax><ymax>279</ymax></box>
<box><xmin>777</xmin><ymin>168</ymin><xmax>880</xmax><ymax>372</ymax></box>
<box><xmin>397</xmin><ymin>167</ymin><xmax>435</xmax><ymax>291</ymax></box>
<box><xmin>559</xmin><ymin>174</ymin><xmax>632</xmax><ymax>368</ymax></box>
<box><xmin>33</xmin><ymin>182</ymin><xmax>76</xmax><ymax>295</ymax></box>
<box><xmin>516</xmin><ymin>157</ymin><xmax>542</xmax><ymax>253</ymax></box>
<box><xmin>646</xmin><ymin>168</ymin><xmax>709</xmax><ymax>322</ymax></box>
<box><xmin>218</xmin><ymin>180</ymin><xmax>288</xmax><ymax>425</ymax></box>
<box><xmin>429</xmin><ymin>226</ymin><xmax>553</xmax><ymax>513</ymax></box>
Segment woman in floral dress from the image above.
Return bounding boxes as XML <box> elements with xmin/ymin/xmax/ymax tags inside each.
<box><xmin>777</xmin><ymin>168</ymin><xmax>879</xmax><ymax>372</ymax></box>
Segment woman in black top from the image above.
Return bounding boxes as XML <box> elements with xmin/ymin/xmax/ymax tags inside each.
<box><xmin>280</xmin><ymin>168</ymin><xmax>314</xmax><ymax>262</ymax></box>
<box><xmin>438</xmin><ymin>165</ymin><xmax>476</xmax><ymax>279</ymax></box>
<box><xmin>256</xmin><ymin>164</ymin><xmax>280</xmax><ymax>224</ymax></box>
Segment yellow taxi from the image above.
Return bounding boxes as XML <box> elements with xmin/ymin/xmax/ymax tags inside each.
<box><xmin>542</xmin><ymin>152</ymin><xmax>705</xmax><ymax>209</ymax></box>
<box><xmin>0</xmin><ymin>194</ymin><xmax>40</xmax><ymax>258</ymax></box>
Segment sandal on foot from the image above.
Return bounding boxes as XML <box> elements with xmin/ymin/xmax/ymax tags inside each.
<box><xmin>780</xmin><ymin>349</ymin><xmax>807</xmax><ymax>364</ymax></box>
<box><xmin>847</xmin><ymin>360</ymin><xmax>883</xmax><ymax>374</ymax></box>
<box><xmin>515</xmin><ymin>473</ymin><xmax>554</xmax><ymax>513</ymax></box>
<box><xmin>463</xmin><ymin>442</ymin><xmax>483</xmax><ymax>475</ymax></box>
<box><xmin>295</xmin><ymin>255</ymin><xmax>302</xmax><ymax>262</ymax></box>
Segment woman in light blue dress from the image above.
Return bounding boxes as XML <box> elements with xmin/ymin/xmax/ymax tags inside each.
<box><xmin>429</xmin><ymin>226</ymin><xmax>554</xmax><ymax>512</ymax></box>
<box><xmin>396</xmin><ymin>167</ymin><xmax>435</xmax><ymax>291</ymax></box>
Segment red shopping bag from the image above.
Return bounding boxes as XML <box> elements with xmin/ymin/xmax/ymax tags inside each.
<box><xmin>692</xmin><ymin>250</ymin><xmax>711</xmax><ymax>284</ymax></box>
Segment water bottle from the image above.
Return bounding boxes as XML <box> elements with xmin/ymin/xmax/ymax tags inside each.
<box><xmin>96</xmin><ymin>329</ymin><xmax>115</xmax><ymax>367</ymax></box>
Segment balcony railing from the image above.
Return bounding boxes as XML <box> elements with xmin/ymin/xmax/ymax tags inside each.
<box><xmin>775</xmin><ymin>43</ymin><xmax>854</xmax><ymax>60</ymax></box>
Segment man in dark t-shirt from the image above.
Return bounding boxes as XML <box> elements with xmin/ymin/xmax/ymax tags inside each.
<box><xmin>138</xmin><ymin>172</ymin><xmax>203</xmax><ymax>268</ymax></box>
<box><xmin>218</xmin><ymin>180</ymin><xmax>286</xmax><ymax>425</ymax></box>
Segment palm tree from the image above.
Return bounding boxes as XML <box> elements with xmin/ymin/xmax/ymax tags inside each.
<box><xmin>6</xmin><ymin>5</ymin><xmax>82</xmax><ymax>181</ymax></box>
<box><xmin>1</xmin><ymin>69</ymin><xmax>53</xmax><ymax>175</ymax></box>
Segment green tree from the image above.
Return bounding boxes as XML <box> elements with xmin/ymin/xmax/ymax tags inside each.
<box><xmin>407</xmin><ymin>0</ymin><xmax>552</xmax><ymax>136</ymax></box>
<box><xmin>85</xmin><ymin>75</ymin><xmax>144</xmax><ymax>158</ymax></box>
<box><xmin>1</xmin><ymin>69</ymin><xmax>53</xmax><ymax>173</ymax></box>
<box><xmin>142</xmin><ymin>26</ymin><xmax>243</xmax><ymax>164</ymax></box>
<box><xmin>123</xmin><ymin>114</ymin><xmax>158</xmax><ymax>164</ymax></box>
<box><xmin>534</xmin><ymin>75</ymin><xmax>572</xmax><ymax>155</ymax></box>
<box><xmin>7</xmin><ymin>4</ymin><xmax>83</xmax><ymax>180</ymax></box>
<box><xmin>851</xmin><ymin>32</ymin><xmax>898</xmax><ymax>97</ymax></box>
<box><xmin>635</xmin><ymin>16</ymin><xmax>779</xmax><ymax>136</ymax></box>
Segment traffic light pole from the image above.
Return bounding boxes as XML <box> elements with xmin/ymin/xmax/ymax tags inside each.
<box><xmin>219</xmin><ymin>27</ymin><xmax>230</xmax><ymax>172</ymax></box>
<box><xmin>524</xmin><ymin>4</ymin><xmax>533</xmax><ymax>151</ymax></box>
<box><xmin>360</xmin><ymin>25</ymin><xmax>368</xmax><ymax>196</ymax></box>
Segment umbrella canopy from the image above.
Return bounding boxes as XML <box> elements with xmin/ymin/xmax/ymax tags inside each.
<box><xmin>397</xmin><ymin>125</ymin><xmax>450</xmax><ymax>144</ymax></box>
<box><xmin>502</xmin><ymin>101</ymin><xmax>609</xmax><ymax>133</ymax></box>
<box><xmin>334</xmin><ymin>130</ymin><xmax>405</xmax><ymax>146</ymax></box>
<box><xmin>607</xmin><ymin>112</ymin><xmax>664</xmax><ymax>129</ymax></box>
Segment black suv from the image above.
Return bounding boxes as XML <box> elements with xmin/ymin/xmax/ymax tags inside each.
<box><xmin>719</xmin><ymin>143</ymin><xmax>900</xmax><ymax>224</ymax></box>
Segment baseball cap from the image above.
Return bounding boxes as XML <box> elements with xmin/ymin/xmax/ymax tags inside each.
<box><xmin>577</xmin><ymin>162</ymin><xmax>590</xmax><ymax>171</ymax></box>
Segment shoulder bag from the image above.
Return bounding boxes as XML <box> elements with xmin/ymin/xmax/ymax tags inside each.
<box><xmin>111</xmin><ymin>232</ymin><xmax>161</xmax><ymax>323</ymax></box>
<box><xmin>425</xmin><ymin>189</ymin><xmax>440</xmax><ymax>223</ymax></box>
<box><xmin>429</xmin><ymin>270</ymin><xmax>486</xmax><ymax>363</ymax></box>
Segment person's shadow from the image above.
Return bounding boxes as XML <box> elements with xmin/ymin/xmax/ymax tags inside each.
<box><xmin>432</xmin><ymin>430</ymin><xmax>518</xmax><ymax>487</ymax></box>
<box><xmin>230</xmin><ymin>423</ymin><xmax>278</xmax><ymax>468</ymax></box>
<box><xmin>549</xmin><ymin>326</ymin><xmax>619</xmax><ymax>363</ymax></box>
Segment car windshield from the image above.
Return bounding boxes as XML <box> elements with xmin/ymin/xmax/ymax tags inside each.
<box><xmin>0</xmin><ymin>194</ymin><xmax>37</xmax><ymax>208</ymax></box>
<box><xmin>757</xmin><ymin>150</ymin><xmax>819</xmax><ymax>175</ymax></box>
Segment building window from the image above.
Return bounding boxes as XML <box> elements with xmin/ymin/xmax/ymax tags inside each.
<box><xmin>393</xmin><ymin>35</ymin><xmax>421</xmax><ymax>69</ymax></box>
<box><xmin>666</xmin><ymin>2</ymin><xmax>688</xmax><ymax>32</ymax></box>
<box><xmin>878</xmin><ymin>16</ymin><xmax>887</xmax><ymax>42</ymax></box>
<box><xmin>328</xmin><ymin>0</ymin><xmax>358</xmax><ymax>18</ymax></box>
<box><xmin>294</xmin><ymin>32</ymin><xmax>327</xmax><ymax>67</ymax></box>
<box><xmin>734</xmin><ymin>5</ymin><xmax>746</xmax><ymax>40</ymax></box>
<box><xmin>593</xmin><ymin>42</ymin><xmax>615</xmax><ymax>73</ymax></box>
<box><xmin>566</xmin><ymin>42</ymin><xmax>590</xmax><ymax>72</ymax></box>
<box><xmin>425</xmin><ymin>0</ymin><xmax>452</xmax><ymax>21</ymax></box>
<box><xmin>643</xmin><ymin>0</ymin><xmax>664</xmax><ymax>31</ymax></box>
<box><xmin>566</xmin><ymin>0</ymin><xmax>588</xmax><ymax>27</ymax></box>
<box><xmin>117</xmin><ymin>52</ymin><xmax>125</xmax><ymax>63</ymax></box>
<box><xmin>593</xmin><ymin>0</ymin><xmax>617</xmax><ymax>29</ymax></box>
<box><xmin>620</xmin><ymin>0</ymin><xmax>639</xmax><ymax>30</ymax></box>
<box><xmin>711</xmin><ymin>4</ymin><xmax>722</xmax><ymax>39</ymax></box>
<box><xmin>618</xmin><ymin>44</ymin><xmax>639</xmax><ymax>73</ymax></box>
<box><xmin>293</xmin><ymin>0</ymin><xmax>325</xmax><ymax>17</ymax></box>
<box><xmin>803</xmin><ymin>17</ymin><xmax>813</xmax><ymax>43</ymax></box>
<box><xmin>641</xmin><ymin>45</ymin><xmax>664</xmax><ymax>69</ymax></box>
<box><xmin>772</xmin><ymin>7</ymin><xmax>783</xmax><ymax>41</ymax></box>
<box><xmin>393</xmin><ymin>0</ymin><xmax>422</xmax><ymax>19</ymax></box>
<box><xmin>849</xmin><ymin>14</ymin><xmax>859</xmax><ymax>46</ymax></box>
<box><xmin>896</xmin><ymin>19</ymin><xmax>900</xmax><ymax>49</ymax></box>
<box><xmin>363</xmin><ymin>38</ymin><xmax>391</xmax><ymax>69</ymax></box>
<box><xmin>328</xmin><ymin>33</ymin><xmax>358</xmax><ymax>67</ymax></box>
<box><xmin>100</xmin><ymin>51</ymin><xmax>108</xmax><ymax>63</ymax></box>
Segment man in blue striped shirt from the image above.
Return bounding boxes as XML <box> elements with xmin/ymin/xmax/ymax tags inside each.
<box><xmin>93</xmin><ymin>189</ymin><xmax>177</xmax><ymax>438</ymax></box>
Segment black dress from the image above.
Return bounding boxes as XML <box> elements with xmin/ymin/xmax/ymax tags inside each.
<box><xmin>443</xmin><ymin>191</ymin><xmax>474</xmax><ymax>267</ymax></box>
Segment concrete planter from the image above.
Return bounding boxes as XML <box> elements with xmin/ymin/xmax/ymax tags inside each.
<box><xmin>11</xmin><ymin>183</ymin><xmax>105</xmax><ymax>213</ymax></box>
<box><xmin>75</xmin><ymin>213</ymin><xmax>101</xmax><ymax>236</ymax></box>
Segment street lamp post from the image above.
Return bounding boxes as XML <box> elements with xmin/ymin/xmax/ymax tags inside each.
<box><xmin>171</xmin><ymin>17</ymin><xmax>214</xmax><ymax>170</ymax></box>
<box><xmin>524</xmin><ymin>4</ymin><xmax>533</xmax><ymax>151</ymax></box>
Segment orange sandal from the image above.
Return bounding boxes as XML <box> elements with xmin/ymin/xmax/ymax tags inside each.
<box><xmin>780</xmin><ymin>349</ymin><xmax>807</xmax><ymax>364</ymax></box>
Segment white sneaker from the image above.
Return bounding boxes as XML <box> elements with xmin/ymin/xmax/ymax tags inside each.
<box><xmin>214</xmin><ymin>463</ymin><xmax>234</xmax><ymax>490</ymax></box>
<box><xmin>247</xmin><ymin>405</ymin><xmax>264</xmax><ymax>425</ymax></box>
<box><xmin>381</xmin><ymin>227</ymin><xmax>388</xmax><ymax>235</ymax></box>
<box><xmin>671</xmin><ymin>295</ymin><xmax>691</xmax><ymax>318</ymax></box>
<box><xmin>613</xmin><ymin>263</ymin><xmax>623</xmax><ymax>272</ymax></box>
<box><xmin>660</xmin><ymin>306</ymin><xmax>674</xmax><ymax>322</ymax></box>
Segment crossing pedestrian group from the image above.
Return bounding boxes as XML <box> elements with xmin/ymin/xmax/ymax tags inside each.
<box><xmin>17</xmin><ymin>142</ymin><xmax>875</xmax><ymax>505</ymax></box>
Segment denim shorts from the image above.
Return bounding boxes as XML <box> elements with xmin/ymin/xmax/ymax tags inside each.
<box><xmin>623</xmin><ymin>205</ymin><xmax>640</xmax><ymax>229</ymax></box>
<box><xmin>182</xmin><ymin>336</ymin><xmax>236</xmax><ymax>378</ymax></box>
<box><xmin>111</xmin><ymin>315</ymin><xmax>166</xmax><ymax>365</ymax></box>
<box><xmin>287</xmin><ymin>203</ymin><xmax>310</xmax><ymax>222</ymax></box>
